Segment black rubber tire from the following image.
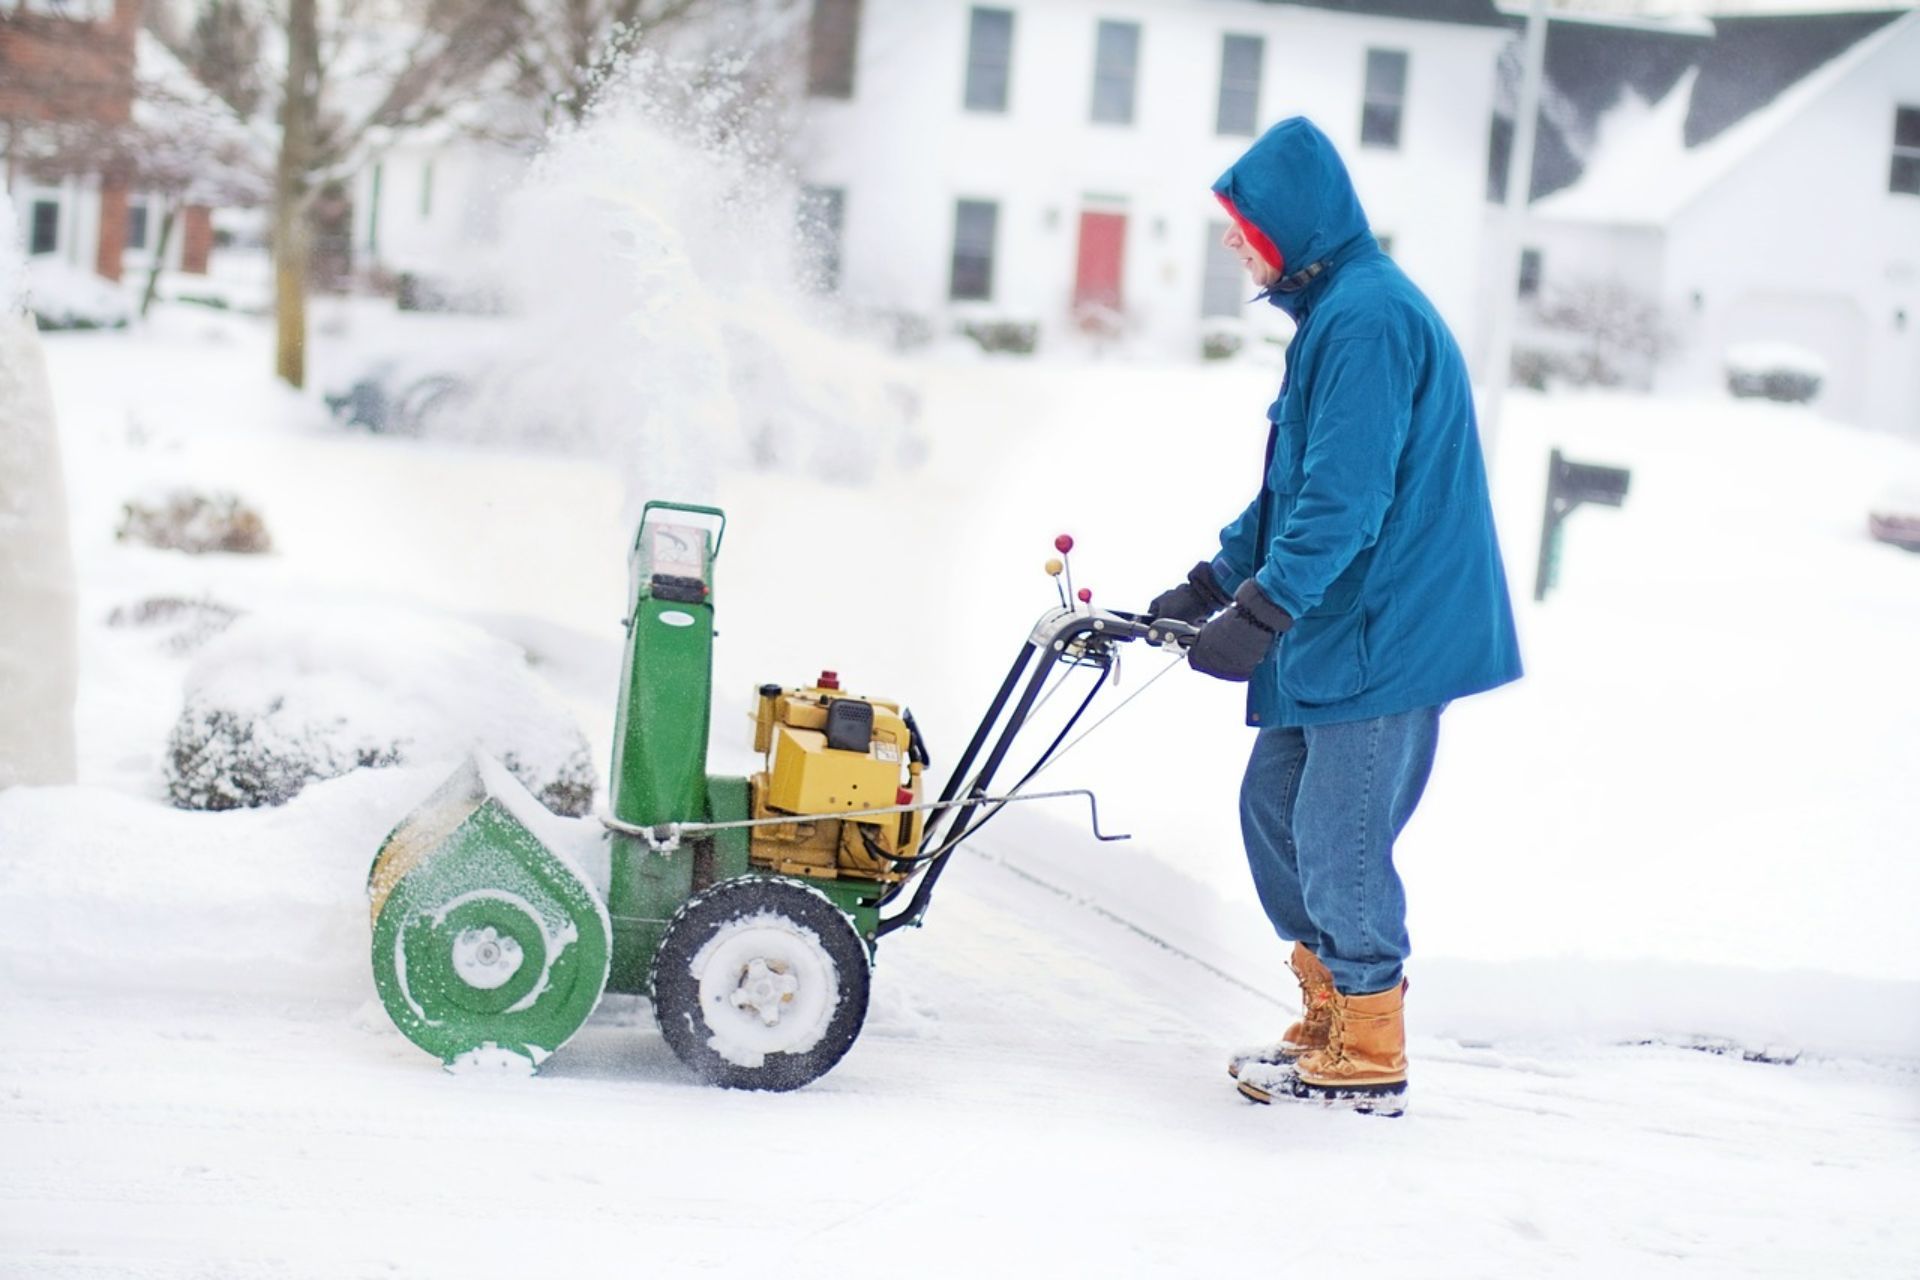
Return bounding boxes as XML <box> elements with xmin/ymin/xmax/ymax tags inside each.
<box><xmin>650</xmin><ymin>876</ymin><xmax>871</xmax><ymax>1091</ymax></box>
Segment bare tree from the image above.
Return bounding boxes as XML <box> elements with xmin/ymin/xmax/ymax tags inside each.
<box><xmin>150</xmin><ymin>0</ymin><xmax>800</xmax><ymax>386</ymax></box>
<box><xmin>483</xmin><ymin>0</ymin><xmax>804</xmax><ymax>148</ymax></box>
<box><xmin>265</xmin><ymin>0</ymin><xmax>530</xmax><ymax>386</ymax></box>
<box><xmin>182</xmin><ymin>0</ymin><xmax>268</xmax><ymax>118</ymax></box>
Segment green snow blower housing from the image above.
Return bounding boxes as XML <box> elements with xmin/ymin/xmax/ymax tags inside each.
<box><xmin>369</xmin><ymin>501</ymin><xmax>1192</xmax><ymax>1089</ymax></box>
<box><xmin>369</xmin><ymin>501</ymin><xmax>909</xmax><ymax>1088</ymax></box>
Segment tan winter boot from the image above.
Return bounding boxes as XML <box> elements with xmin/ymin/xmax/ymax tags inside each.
<box><xmin>1237</xmin><ymin>980</ymin><xmax>1409</xmax><ymax>1117</ymax></box>
<box><xmin>1226</xmin><ymin>943</ymin><xmax>1336</xmax><ymax>1078</ymax></box>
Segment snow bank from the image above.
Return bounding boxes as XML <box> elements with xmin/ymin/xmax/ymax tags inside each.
<box><xmin>165</xmin><ymin>607</ymin><xmax>596</xmax><ymax>814</ymax></box>
<box><xmin>0</xmin><ymin>768</ymin><xmax>433</xmax><ymax>1001</ymax></box>
<box><xmin>0</xmin><ymin>190</ymin><xmax>22</xmax><ymax>313</ymax></box>
<box><xmin>0</xmin><ymin>310</ymin><xmax>79</xmax><ymax>788</ymax></box>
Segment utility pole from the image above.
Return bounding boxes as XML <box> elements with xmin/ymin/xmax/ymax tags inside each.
<box><xmin>1479</xmin><ymin>0</ymin><xmax>1550</xmax><ymax>469</ymax></box>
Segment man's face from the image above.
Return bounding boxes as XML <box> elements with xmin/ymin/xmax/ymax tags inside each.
<box><xmin>1222</xmin><ymin>223</ymin><xmax>1279</xmax><ymax>288</ymax></box>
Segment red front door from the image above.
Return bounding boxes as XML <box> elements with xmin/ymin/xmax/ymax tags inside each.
<box><xmin>1073</xmin><ymin>211</ymin><xmax>1127</xmax><ymax>311</ymax></box>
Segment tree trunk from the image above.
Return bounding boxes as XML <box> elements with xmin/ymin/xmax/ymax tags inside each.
<box><xmin>139</xmin><ymin>200</ymin><xmax>179</xmax><ymax>320</ymax></box>
<box><xmin>272</xmin><ymin>0</ymin><xmax>319</xmax><ymax>388</ymax></box>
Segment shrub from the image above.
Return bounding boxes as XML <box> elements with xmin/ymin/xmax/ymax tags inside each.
<box><xmin>1725</xmin><ymin>342</ymin><xmax>1826</xmax><ymax>404</ymax></box>
<box><xmin>117</xmin><ymin>490</ymin><xmax>273</xmax><ymax>555</ymax></box>
<box><xmin>961</xmin><ymin>320</ymin><xmax>1039</xmax><ymax>355</ymax></box>
<box><xmin>105</xmin><ymin>597</ymin><xmax>241</xmax><ymax>654</ymax></box>
<box><xmin>1510</xmin><ymin>346</ymin><xmax>1556</xmax><ymax>391</ymax></box>
<box><xmin>1202</xmin><ymin>331</ymin><xmax>1244</xmax><ymax>362</ymax></box>
<box><xmin>1528</xmin><ymin>278</ymin><xmax>1674</xmax><ymax>388</ymax></box>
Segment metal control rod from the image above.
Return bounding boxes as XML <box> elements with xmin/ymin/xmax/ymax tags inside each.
<box><xmin>601</xmin><ymin>787</ymin><xmax>1132</xmax><ymax>854</ymax></box>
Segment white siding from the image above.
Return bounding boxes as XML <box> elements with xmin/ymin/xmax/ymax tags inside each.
<box><xmin>1659</xmin><ymin>21</ymin><xmax>1920</xmax><ymax>436</ymax></box>
<box><xmin>796</xmin><ymin>0</ymin><xmax>1506</xmax><ymax>357</ymax></box>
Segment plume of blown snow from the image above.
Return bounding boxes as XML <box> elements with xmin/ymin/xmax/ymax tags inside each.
<box><xmin>422</xmin><ymin>49</ymin><xmax>913</xmax><ymax>528</ymax></box>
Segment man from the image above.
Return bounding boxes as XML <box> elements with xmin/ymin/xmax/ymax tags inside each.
<box><xmin>1149</xmin><ymin>118</ymin><xmax>1521</xmax><ymax>1117</ymax></box>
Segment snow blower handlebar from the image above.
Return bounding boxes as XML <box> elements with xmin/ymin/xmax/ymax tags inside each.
<box><xmin>873</xmin><ymin>602</ymin><xmax>1197</xmax><ymax>937</ymax></box>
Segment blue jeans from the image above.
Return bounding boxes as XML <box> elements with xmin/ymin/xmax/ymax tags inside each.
<box><xmin>1237</xmin><ymin>706</ymin><xmax>1443</xmax><ymax>995</ymax></box>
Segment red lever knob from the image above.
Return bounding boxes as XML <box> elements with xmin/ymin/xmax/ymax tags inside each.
<box><xmin>1077</xmin><ymin>588</ymin><xmax>1092</xmax><ymax>603</ymax></box>
<box><xmin>1054</xmin><ymin>534</ymin><xmax>1074</xmax><ymax>553</ymax></box>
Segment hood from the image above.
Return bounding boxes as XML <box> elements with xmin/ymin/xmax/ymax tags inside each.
<box><xmin>1213</xmin><ymin>118</ymin><xmax>1375</xmax><ymax>311</ymax></box>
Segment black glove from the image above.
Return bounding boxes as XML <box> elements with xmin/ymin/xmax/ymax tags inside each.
<box><xmin>1147</xmin><ymin>561</ymin><xmax>1233</xmax><ymax>625</ymax></box>
<box><xmin>1188</xmin><ymin>581</ymin><xmax>1294</xmax><ymax>682</ymax></box>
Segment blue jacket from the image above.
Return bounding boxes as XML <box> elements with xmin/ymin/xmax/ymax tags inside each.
<box><xmin>1209</xmin><ymin>118</ymin><xmax>1521</xmax><ymax>727</ymax></box>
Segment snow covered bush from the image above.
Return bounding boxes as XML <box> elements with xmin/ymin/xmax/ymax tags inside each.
<box><xmin>1725</xmin><ymin>342</ymin><xmax>1826</xmax><ymax>404</ymax></box>
<box><xmin>164</xmin><ymin>609</ymin><xmax>597</xmax><ymax>814</ymax></box>
<box><xmin>117</xmin><ymin>489</ymin><xmax>273</xmax><ymax>555</ymax></box>
<box><xmin>25</xmin><ymin>260</ymin><xmax>133</xmax><ymax>331</ymax></box>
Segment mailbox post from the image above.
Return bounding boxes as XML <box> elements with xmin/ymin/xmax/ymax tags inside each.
<box><xmin>1534</xmin><ymin>448</ymin><xmax>1631</xmax><ymax>602</ymax></box>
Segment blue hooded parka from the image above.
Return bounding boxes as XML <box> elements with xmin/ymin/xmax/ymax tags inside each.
<box><xmin>1208</xmin><ymin>118</ymin><xmax>1522</xmax><ymax>727</ymax></box>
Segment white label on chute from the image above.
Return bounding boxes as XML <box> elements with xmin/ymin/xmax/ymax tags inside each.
<box><xmin>659</xmin><ymin>610</ymin><xmax>696</xmax><ymax>628</ymax></box>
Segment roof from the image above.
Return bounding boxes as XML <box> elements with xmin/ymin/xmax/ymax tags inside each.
<box><xmin>1532</xmin><ymin>8</ymin><xmax>1920</xmax><ymax>224</ymax></box>
<box><xmin>1257</xmin><ymin>0</ymin><xmax>1511</xmax><ymax>29</ymax></box>
<box><xmin>1507</xmin><ymin>11</ymin><xmax>1713</xmax><ymax>200</ymax></box>
<box><xmin>1683</xmin><ymin>9</ymin><xmax>1907</xmax><ymax>144</ymax></box>
<box><xmin>1495</xmin><ymin>7</ymin><xmax>1916</xmax><ymax>210</ymax></box>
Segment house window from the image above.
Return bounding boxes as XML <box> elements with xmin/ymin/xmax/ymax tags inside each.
<box><xmin>126</xmin><ymin>202</ymin><xmax>149</xmax><ymax>251</ymax></box>
<box><xmin>965</xmin><ymin>7</ymin><xmax>1014</xmax><ymax>113</ymax></box>
<box><xmin>1518</xmin><ymin>248</ymin><xmax>1543</xmax><ymax>299</ymax></box>
<box><xmin>799</xmin><ymin>185</ymin><xmax>845</xmax><ymax>292</ymax></box>
<box><xmin>1216</xmin><ymin>34</ymin><xmax>1262</xmax><ymax>137</ymax></box>
<box><xmin>1091</xmin><ymin>20</ymin><xmax>1140</xmax><ymax>126</ymax></box>
<box><xmin>950</xmin><ymin>199</ymin><xmax>998</xmax><ymax>301</ymax></box>
<box><xmin>420</xmin><ymin>162</ymin><xmax>434</xmax><ymax>219</ymax></box>
<box><xmin>29</xmin><ymin>200</ymin><xmax>59</xmax><ymax>255</ymax></box>
<box><xmin>1892</xmin><ymin>106</ymin><xmax>1920</xmax><ymax>196</ymax></box>
<box><xmin>1361</xmin><ymin>48</ymin><xmax>1408</xmax><ymax>149</ymax></box>
<box><xmin>808</xmin><ymin>0</ymin><xmax>862</xmax><ymax>99</ymax></box>
<box><xmin>1201</xmin><ymin>220</ymin><xmax>1245</xmax><ymax>318</ymax></box>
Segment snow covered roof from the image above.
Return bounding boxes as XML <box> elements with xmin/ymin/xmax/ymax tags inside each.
<box><xmin>1536</xmin><ymin>7</ymin><xmax>1920</xmax><ymax>224</ymax></box>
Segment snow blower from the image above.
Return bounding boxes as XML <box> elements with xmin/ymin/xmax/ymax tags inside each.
<box><xmin>367</xmin><ymin>501</ymin><xmax>1196</xmax><ymax>1088</ymax></box>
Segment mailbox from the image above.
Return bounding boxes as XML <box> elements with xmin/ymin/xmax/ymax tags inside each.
<box><xmin>1534</xmin><ymin>448</ymin><xmax>1630</xmax><ymax>602</ymax></box>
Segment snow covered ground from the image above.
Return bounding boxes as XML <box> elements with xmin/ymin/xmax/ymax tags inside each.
<box><xmin>3</xmin><ymin>305</ymin><xmax>1918</xmax><ymax>1277</ymax></box>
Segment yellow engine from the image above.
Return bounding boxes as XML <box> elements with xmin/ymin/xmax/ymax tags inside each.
<box><xmin>747</xmin><ymin>673</ymin><xmax>926</xmax><ymax>883</ymax></box>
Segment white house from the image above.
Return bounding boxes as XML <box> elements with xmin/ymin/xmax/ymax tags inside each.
<box><xmin>351</xmin><ymin>124</ymin><xmax>528</xmax><ymax>290</ymax></box>
<box><xmin>1501</xmin><ymin>7</ymin><xmax>1920</xmax><ymax>437</ymax></box>
<box><xmin>795</xmin><ymin>0</ymin><xmax>1514</xmax><ymax>357</ymax></box>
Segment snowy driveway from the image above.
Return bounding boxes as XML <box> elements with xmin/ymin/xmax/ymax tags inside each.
<box><xmin>4</xmin><ymin>313</ymin><xmax>1918</xmax><ymax>1276</ymax></box>
<box><xmin>4</xmin><ymin>823</ymin><xmax>1915</xmax><ymax>1278</ymax></box>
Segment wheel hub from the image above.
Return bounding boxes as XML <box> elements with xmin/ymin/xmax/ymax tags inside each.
<box><xmin>729</xmin><ymin>958</ymin><xmax>798</xmax><ymax>1026</ymax></box>
<box><xmin>450</xmin><ymin>926</ymin><xmax>525</xmax><ymax>990</ymax></box>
